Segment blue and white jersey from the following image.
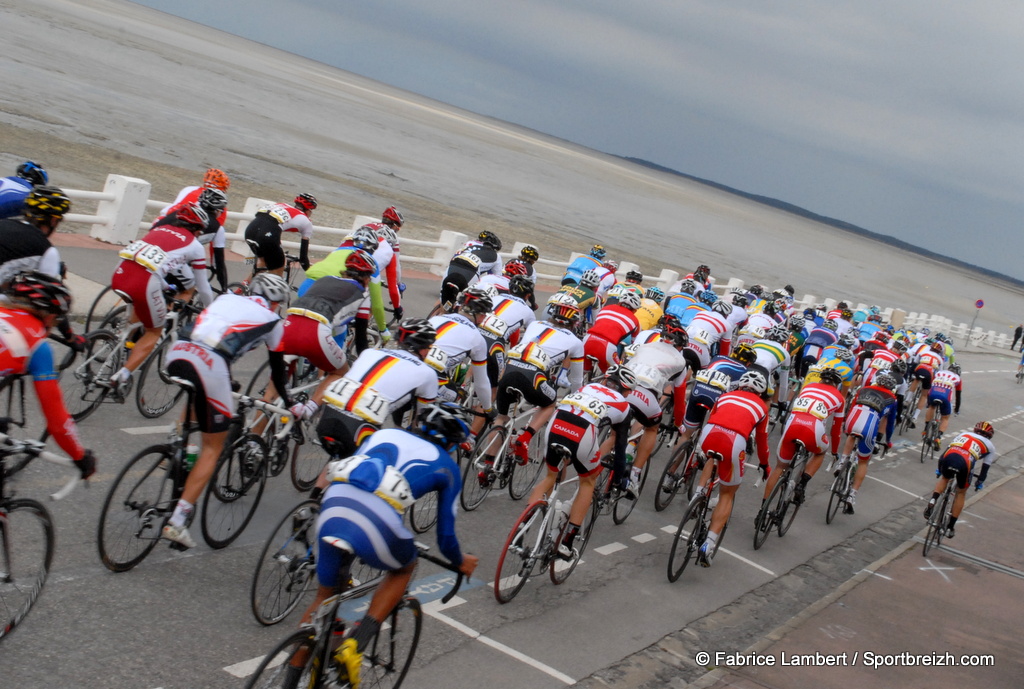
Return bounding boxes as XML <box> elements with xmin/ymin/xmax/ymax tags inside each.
<box><xmin>0</xmin><ymin>176</ymin><xmax>33</xmax><ymax>219</ymax></box>
<box><xmin>562</xmin><ymin>254</ymin><xmax>603</xmax><ymax>285</ymax></box>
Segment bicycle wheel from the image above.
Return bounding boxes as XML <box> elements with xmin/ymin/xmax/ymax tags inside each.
<box><xmin>98</xmin><ymin>304</ymin><xmax>130</xmax><ymax>333</ymax></box>
<box><xmin>84</xmin><ymin>285</ymin><xmax>125</xmax><ymax>332</ymax></box>
<box><xmin>0</xmin><ymin>498</ymin><xmax>54</xmax><ymax>641</ymax></box>
<box><xmin>461</xmin><ymin>426</ymin><xmax>504</xmax><ymax>511</ymax></box>
<box><xmin>243</xmin><ymin>628</ymin><xmax>320</xmax><ymax>689</ymax></box>
<box><xmin>62</xmin><ymin>329</ymin><xmax>119</xmax><ymax>422</ymax></box>
<box><xmin>494</xmin><ymin>501</ymin><xmax>546</xmax><ymax>604</ymax></box>
<box><xmin>613</xmin><ymin>457</ymin><xmax>650</xmax><ymax>525</ymax></box>
<box><xmin>135</xmin><ymin>338</ymin><xmax>184</xmax><ymax>418</ymax></box>
<box><xmin>776</xmin><ymin>477</ymin><xmax>801</xmax><ymax>538</ymax></box>
<box><xmin>97</xmin><ymin>445</ymin><xmax>178</xmax><ymax>572</ymax></box>
<box><xmin>362</xmin><ymin>596</ymin><xmax>423</xmax><ymax>689</ymax></box>
<box><xmin>753</xmin><ymin>476</ymin><xmax>784</xmax><ymax>550</ymax></box>
<box><xmin>408</xmin><ymin>493</ymin><xmax>438</xmax><ymax>534</ymax></box>
<box><xmin>250</xmin><ymin>500</ymin><xmax>320</xmax><ymax>626</ymax></box>
<box><xmin>508</xmin><ymin>434</ymin><xmax>544</xmax><ymax>501</ymax></box>
<box><xmin>927</xmin><ymin>491</ymin><xmax>953</xmax><ymax>555</ymax></box>
<box><xmin>550</xmin><ymin>501</ymin><xmax>596</xmax><ymax>585</ymax></box>
<box><xmin>667</xmin><ymin>494</ymin><xmax>705</xmax><ymax>582</ymax></box>
<box><xmin>653</xmin><ymin>441</ymin><xmax>687</xmax><ymax>512</ymax></box>
<box><xmin>290</xmin><ymin>405</ymin><xmax>329</xmax><ymax>491</ymax></box>
<box><xmin>427</xmin><ymin>302</ymin><xmax>445</xmax><ymax>319</ymax></box>
<box><xmin>200</xmin><ymin>433</ymin><xmax>268</xmax><ymax>549</ymax></box>
<box><xmin>825</xmin><ymin>462</ymin><xmax>852</xmax><ymax>525</ymax></box>
<box><xmin>245</xmin><ymin>360</ymin><xmax>273</xmax><ymax>397</ymax></box>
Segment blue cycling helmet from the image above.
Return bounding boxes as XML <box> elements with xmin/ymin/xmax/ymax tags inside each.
<box><xmin>417</xmin><ymin>402</ymin><xmax>471</xmax><ymax>448</ymax></box>
<box><xmin>590</xmin><ymin>244</ymin><xmax>606</xmax><ymax>260</ymax></box>
<box><xmin>698</xmin><ymin>289</ymin><xmax>717</xmax><ymax>306</ymax></box>
<box><xmin>16</xmin><ymin>161</ymin><xmax>48</xmax><ymax>186</ymax></box>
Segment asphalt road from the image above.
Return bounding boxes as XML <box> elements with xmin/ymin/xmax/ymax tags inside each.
<box><xmin>1</xmin><ymin>248</ymin><xmax>1021</xmax><ymax>689</ymax></box>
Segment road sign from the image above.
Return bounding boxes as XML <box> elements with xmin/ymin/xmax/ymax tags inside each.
<box><xmin>975</xmin><ymin>299</ymin><xmax>984</xmax><ymax>309</ymax></box>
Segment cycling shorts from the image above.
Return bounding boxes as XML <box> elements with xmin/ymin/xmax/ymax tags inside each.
<box><xmin>937</xmin><ymin>451</ymin><xmax>971</xmax><ymax>490</ymax></box>
<box><xmin>777</xmin><ymin>414</ymin><xmax>829</xmax><ymax>462</ymax></box>
<box><xmin>496</xmin><ymin>359</ymin><xmax>556</xmax><ymax>414</ymax></box>
<box><xmin>244</xmin><ymin>215</ymin><xmax>285</xmax><ymax>270</ymax></box>
<box><xmin>681</xmin><ymin>395</ymin><xmax>715</xmax><ymax>431</ymax></box>
<box><xmin>912</xmin><ymin>365</ymin><xmax>934</xmax><ymax>390</ymax></box>
<box><xmin>927</xmin><ymin>387</ymin><xmax>953</xmax><ymax>416</ymax></box>
<box><xmin>843</xmin><ymin>404</ymin><xmax>883</xmax><ymax>458</ymax></box>
<box><xmin>545</xmin><ymin>409</ymin><xmax>602</xmax><ymax>477</ymax></box>
<box><xmin>697</xmin><ymin>423</ymin><xmax>747</xmax><ymax>487</ymax></box>
<box><xmin>111</xmin><ymin>260</ymin><xmax>167</xmax><ymax>329</ymax></box>
<box><xmin>316</xmin><ymin>405</ymin><xmax>379</xmax><ymax>459</ymax></box>
<box><xmin>275</xmin><ymin>313</ymin><xmax>347</xmax><ymax>372</ymax></box>
<box><xmin>316</xmin><ymin>483</ymin><xmax>416</xmax><ymax>586</ymax></box>
<box><xmin>582</xmin><ymin>333</ymin><xmax>617</xmax><ymax>373</ymax></box>
<box><xmin>440</xmin><ymin>264</ymin><xmax>475</xmax><ymax>307</ymax></box>
<box><xmin>165</xmin><ymin>341</ymin><xmax>233</xmax><ymax>433</ymax></box>
<box><xmin>625</xmin><ymin>386</ymin><xmax>661</xmax><ymax>428</ymax></box>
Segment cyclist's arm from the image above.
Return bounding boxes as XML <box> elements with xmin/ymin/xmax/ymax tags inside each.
<box><xmin>28</xmin><ymin>344</ymin><xmax>85</xmax><ymax>462</ymax></box>
<box><xmin>299</xmin><ymin>238</ymin><xmax>310</xmax><ymax>271</ymax></box>
<box><xmin>384</xmin><ymin>256</ymin><xmax>402</xmax><ymax>308</ymax></box>
<box><xmin>671</xmin><ymin>372</ymin><xmax>689</xmax><ymax>428</ymax></box>
<box><xmin>566</xmin><ymin>356</ymin><xmax>584</xmax><ymax>392</ymax></box>
<box><xmin>367</xmin><ymin>280</ymin><xmax>387</xmax><ymax>332</ymax></box>
<box><xmin>266</xmin><ymin>350</ymin><xmax>293</xmax><ymax>408</ymax></box>
<box><xmin>191</xmin><ymin>258</ymin><xmax>215</xmax><ymax>308</ymax></box>
<box><xmin>954</xmin><ymin>387</ymin><xmax>962</xmax><ymax>415</ymax></box>
<box><xmin>38</xmin><ymin>246</ymin><xmax>63</xmax><ymax>280</ymax></box>
<box><xmin>211</xmin><ymin>246</ymin><xmax>228</xmax><ymax>292</ymax></box>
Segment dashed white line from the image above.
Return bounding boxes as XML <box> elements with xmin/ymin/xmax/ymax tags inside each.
<box><xmin>121</xmin><ymin>425</ymin><xmax>173</xmax><ymax>435</ymax></box>
<box><xmin>594</xmin><ymin>542</ymin><xmax>627</xmax><ymax>555</ymax></box>
<box><xmin>632</xmin><ymin>533</ymin><xmax>657</xmax><ymax>544</ymax></box>
<box><xmin>865</xmin><ymin>474</ymin><xmax>922</xmax><ymax>498</ymax></box>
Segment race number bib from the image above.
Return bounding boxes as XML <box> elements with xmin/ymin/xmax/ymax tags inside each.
<box><xmin>325</xmin><ymin>455</ymin><xmax>414</xmax><ymax>513</ymax></box>
<box><xmin>480</xmin><ymin>314</ymin><xmax>509</xmax><ymax>338</ymax></box>
<box><xmin>629</xmin><ymin>363</ymin><xmax>664</xmax><ymax>390</ymax></box>
<box><xmin>323</xmin><ymin>378</ymin><xmax>389</xmax><ymax>425</ymax></box>
<box><xmin>423</xmin><ymin>345</ymin><xmax>451</xmax><ymax>374</ymax></box>
<box><xmin>689</xmin><ymin>328</ymin><xmax>712</xmax><ymax>346</ymax></box>
<box><xmin>948</xmin><ymin>434</ymin><xmax>981</xmax><ymax>460</ymax></box>
<box><xmin>562</xmin><ymin>391</ymin><xmax>609</xmax><ymax>420</ymax></box>
<box><xmin>622</xmin><ymin>343</ymin><xmax>641</xmax><ymax>360</ymax></box>
<box><xmin>510</xmin><ymin>342</ymin><xmax>551</xmax><ymax>371</ymax></box>
<box><xmin>870</xmin><ymin>358</ymin><xmax>891</xmax><ymax>371</ymax></box>
<box><xmin>454</xmin><ymin>251</ymin><xmax>482</xmax><ymax>269</ymax></box>
<box><xmin>695</xmin><ymin>368</ymin><xmax>730</xmax><ymax>391</ymax></box>
<box><xmin>792</xmin><ymin>396</ymin><xmax>830</xmax><ymax>420</ymax></box>
<box><xmin>259</xmin><ymin>203</ymin><xmax>290</xmax><ymax>224</ymax></box>
<box><xmin>119</xmin><ymin>240</ymin><xmax>168</xmax><ymax>273</ymax></box>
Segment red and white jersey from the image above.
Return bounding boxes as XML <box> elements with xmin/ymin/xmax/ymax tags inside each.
<box><xmin>555</xmin><ymin>382</ymin><xmax>631</xmax><ymax>426</ymax></box>
<box><xmin>917</xmin><ymin>349</ymin><xmax>945</xmax><ymax>371</ymax></box>
<box><xmin>478</xmin><ymin>274</ymin><xmax>510</xmax><ymax>292</ymax></box>
<box><xmin>788</xmin><ymin>382</ymin><xmax>845</xmax><ymax>423</ymax></box>
<box><xmin>255</xmin><ymin>202</ymin><xmax>314</xmax><ymax>239</ymax></box>
<box><xmin>704</xmin><ymin>389</ymin><xmax>770</xmax><ymax>463</ymax></box>
<box><xmin>186</xmin><ymin>293</ymin><xmax>284</xmax><ymax>362</ymax></box>
<box><xmin>862</xmin><ymin>348</ymin><xmax>900</xmax><ymax>385</ymax></box>
<box><xmin>586</xmin><ymin>303</ymin><xmax>640</xmax><ymax>345</ymax></box>
<box><xmin>945</xmin><ymin>431</ymin><xmax>996</xmax><ymax>466</ymax></box>
<box><xmin>724</xmin><ymin>303</ymin><xmax>748</xmax><ymax>338</ymax></box>
<box><xmin>624</xmin><ymin>341</ymin><xmax>688</xmax><ymax>393</ymax></box>
<box><xmin>931</xmin><ymin>369</ymin><xmax>961</xmax><ymax>392</ymax></box>
<box><xmin>118</xmin><ymin>225</ymin><xmax>207</xmax><ymax>281</ymax></box>
<box><xmin>342</xmin><ymin>348</ymin><xmax>439</xmax><ymax>411</ymax></box>
<box><xmin>685</xmin><ymin>310</ymin><xmax>729</xmax><ymax>369</ymax></box>
<box><xmin>491</xmin><ymin>294</ymin><xmax>535</xmax><ymax>338</ymax></box>
<box><xmin>745</xmin><ymin>312</ymin><xmax>776</xmax><ymax>333</ymax></box>
<box><xmin>158</xmin><ymin>186</ymin><xmax>229</xmax><ymax>248</ymax></box>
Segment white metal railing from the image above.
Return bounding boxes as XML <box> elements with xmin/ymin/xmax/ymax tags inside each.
<box><xmin>58</xmin><ymin>174</ymin><xmax>1011</xmax><ymax>349</ymax></box>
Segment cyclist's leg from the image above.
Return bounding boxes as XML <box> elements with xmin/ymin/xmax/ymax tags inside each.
<box><xmin>624</xmin><ymin>385</ymin><xmax>661</xmax><ymax>471</ymax></box>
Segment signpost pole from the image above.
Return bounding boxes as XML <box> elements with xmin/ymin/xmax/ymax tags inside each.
<box><xmin>966</xmin><ymin>299</ymin><xmax>984</xmax><ymax>347</ymax></box>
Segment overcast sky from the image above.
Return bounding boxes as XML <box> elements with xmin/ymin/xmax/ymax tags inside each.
<box><xmin>133</xmin><ymin>1</ymin><xmax>1024</xmax><ymax>279</ymax></box>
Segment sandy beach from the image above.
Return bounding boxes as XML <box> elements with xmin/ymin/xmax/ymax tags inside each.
<box><xmin>2</xmin><ymin>0</ymin><xmax>1020</xmax><ymax>333</ymax></box>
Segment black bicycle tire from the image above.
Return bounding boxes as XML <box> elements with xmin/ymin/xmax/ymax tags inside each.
<box><xmin>200</xmin><ymin>433</ymin><xmax>268</xmax><ymax>549</ymax></box>
<box><xmin>243</xmin><ymin>628</ymin><xmax>319</xmax><ymax>689</ymax></box>
<box><xmin>507</xmin><ymin>442</ymin><xmax>544</xmax><ymax>501</ymax></box>
<box><xmin>84</xmin><ymin>285</ymin><xmax>125</xmax><ymax>333</ymax></box>
<box><xmin>0</xmin><ymin>498</ymin><xmax>55</xmax><ymax>641</ymax></box>
<box><xmin>667</xmin><ymin>494</ymin><xmax>705</xmax><ymax>582</ymax></box>
<box><xmin>135</xmin><ymin>338</ymin><xmax>183</xmax><ymax>418</ymax></box>
<box><xmin>653</xmin><ymin>441</ymin><xmax>687</xmax><ymax>512</ymax></box>
<box><xmin>549</xmin><ymin>506</ymin><xmax>584</xmax><ymax>585</ymax></box>
<box><xmin>494</xmin><ymin>501</ymin><xmax>545</xmax><ymax>604</ymax></box>
<box><xmin>409</xmin><ymin>492</ymin><xmax>439</xmax><ymax>534</ymax></box>
<box><xmin>922</xmin><ymin>490</ymin><xmax>950</xmax><ymax>556</ymax></box>
<box><xmin>753</xmin><ymin>475</ymin><xmax>784</xmax><ymax>550</ymax></box>
<box><xmin>612</xmin><ymin>456</ymin><xmax>650</xmax><ymax>525</ymax></box>
<box><xmin>63</xmin><ymin>329</ymin><xmax>119</xmax><ymax>422</ymax></box>
<box><xmin>97</xmin><ymin>444</ymin><xmax>178</xmax><ymax>572</ymax></box>
<box><xmin>825</xmin><ymin>467</ymin><xmax>845</xmax><ymax>525</ymax></box>
<box><xmin>245</xmin><ymin>360</ymin><xmax>273</xmax><ymax>397</ymax></box>
<box><xmin>776</xmin><ymin>476</ymin><xmax>800</xmax><ymax>538</ymax></box>
<box><xmin>461</xmin><ymin>426</ymin><xmax>504</xmax><ymax>511</ymax></box>
<box><xmin>250</xmin><ymin>500</ymin><xmax>320</xmax><ymax>626</ymax></box>
<box><xmin>290</xmin><ymin>405</ymin><xmax>328</xmax><ymax>491</ymax></box>
<box><xmin>364</xmin><ymin>595</ymin><xmax>422</xmax><ymax>689</ymax></box>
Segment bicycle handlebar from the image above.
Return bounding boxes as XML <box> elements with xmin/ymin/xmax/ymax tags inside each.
<box><xmin>0</xmin><ymin>432</ymin><xmax>80</xmax><ymax>500</ymax></box>
<box><xmin>415</xmin><ymin>544</ymin><xmax>465</xmax><ymax>604</ymax></box>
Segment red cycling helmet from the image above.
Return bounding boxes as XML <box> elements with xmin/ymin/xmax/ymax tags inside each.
<box><xmin>503</xmin><ymin>259</ymin><xmax>529</xmax><ymax>277</ymax></box>
<box><xmin>175</xmin><ymin>202</ymin><xmax>209</xmax><ymax>232</ymax></box>
<box><xmin>382</xmin><ymin>205</ymin><xmax>404</xmax><ymax>228</ymax></box>
<box><xmin>294</xmin><ymin>193</ymin><xmax>318</xmax><ymax>213</ymax></box>
<box><xmin>344</xmin><ymin>250</ymin><xmax>377</xmax><ymax>278</ymax></box>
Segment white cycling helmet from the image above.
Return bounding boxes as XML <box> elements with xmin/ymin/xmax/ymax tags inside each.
<box><xmin>250</xmin><ymin>273</ymin><xmax>290</xmax><ymax>303</ymax></box>
<box><xmin>735</xmin><ymin>370</ymin><xmax>768</xmax><ymax>395</ymax></box>
<box><xmin>580</xmin><ymin>269</ymin><xmax>601</xmax><ymax>289</ymax></box>
<box><xmin>617</xmin><ymin>290</ymin><xmax>641</xmax><ymax>311</ymax></box>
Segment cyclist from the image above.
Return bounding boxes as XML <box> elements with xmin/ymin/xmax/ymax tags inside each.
<box><xmin>528</xmin><ymin>365</ymin><xmax>634</xmax><ymax>560</ymax></box>
<box><xmin>491</xmin><ymin>276</ymin><xmax>536</xmax><ymax>346</ymax></box>
<box><xmin>108</xmin><ymin>202</ymin><xmax>215</xmax><ymax>396</ymax></box>
<box><xmin>297</xmin><ymin>403</ymin><xmax>480</xmax><ymax>689</ymax></box>
<box><xmin>427</xmin><ymin>287</ymin><xmax>495</xmax><ymax>410</ymax></box>
<box><xmin>837</xmin><ymin>371</ymin><xmax>899</xmax><ymax>514</ymax></box>
<box><xmin>921</xmin><ymin>363</ymin><xmax>962</xmax><ymax>450</ymax></box>
<box><xmin>0</xmin><ymin>185</ymin><xmax>69</xmax><ymax>286</ymax></box>
<box><xmin>161</xmin><ymin>272</ymin><xmax>292</xmax><ymax>548</ymax></box>
<box><xmin>764</xmin><ymin>366</ymin><xmax>846</xmax><ymax>508</ymax></box>
<box><xmin>243</xmin><ymin>193</ymin><xmax>316</xmax><ymax>275</ymax></box>
<box><xmin>0</xmin><ymin>272</ymin><xmax>96</xmax><ymax>479</ymax></box>
<box><xmin>562</xmin><ymin>245</ymin><xmax>607</xmax><ymax>286</ymax></box>
<box><xmin>437</xmin><ymin>231</ymin><xmax>502</xmax><ymax>311</ymax></box>
<box><xmin>380</xmin><ymin>205</ymin><xmax>405</xmax><ymax>296</ymax></box>
<box><xmin>907</xmin><ymin>341</ymin><xmax>946</xmax><ymax>428</ymax></box>
<box><xmin>796</xmin><ymin>318</ymin><xmax>838</xmax><ymax>378</ymax></box>
<box><xmin>635</xmin><ymin>286</ymin><xmax>665</xmax><ymax>332</ymax></box>
<box><xmin>0</xmin><ymin>161</ymin><xmax>48</xmax><ymax>218</ymax></box>
<box><xmin>620</xmin><ymin>316</ymin><xmax>691</xmax><ymax>496</ymax></box>
<box><xmin>693</xmin><ymin>370</ymin><xmax>772</xmax><ymax>567</ymax></box>
<box><xmin>684</xmin><ymin>297</ymin><xmax>733</xmax><ymax>371</ymax></box>
<box><xmin>924</xmin><ymin>421</ymin><xmax>997</xmax><ymax>538</ymax></box>
<box><xmin>479</xmin><ymin>258</ymin><xmax>527</xmax><ymax>293</ymax></box>
<box><xmin>752</xmin><ymin>324</ymin><xmax>793</xmax><ymax>408</ymax></box>
<box><xmin>582</xmin><ymin>289</ymin><xmax>641</xmax><ymax>374</ymax></box>
<box><xmin>551</xmin><ymin>270</ymin><xmax>599</xmax><ymax>332</ymax></box>
<box><xmin>364</xmin><ymin>222</ymin><xmax>405</xmax><ymax>321</ymax></box>
<box><xmin>154</xmin><ymin>186</ymin><xmax>230</xmax><ymax>291</ymax></box>
<box><xmin>482</xmin><ymin>299</ymin><xmax>585</xmax><ymax>484</ymax></box>
<box><xmin>518</xmin><ymin>244</ymin><xmax>541</xmax><ymax>292</ymax></box>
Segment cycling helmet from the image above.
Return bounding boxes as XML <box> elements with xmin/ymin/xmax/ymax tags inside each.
<box><xmin>732</xmin><ymin>293</ymin><xmax>749</xmax><ymax>307</ymax></box>
<box><xmin>375</xmin><ymin>224</ymin><xmax>398</xmax><ymax>247</ymax></box>
<box><xmin>508</xmin><ymin>275</ymin><xmax>533</xmax><ymax>298</ymax></box>
<box><xmin>698</xmin><ymin>289</ymin><xmax>717</xmax><ymax>306</ymax></box>
<box><xmin>868</xmin><ymin>305</ymin><xmax>880</xmax><ymax>315</ymax></box>
<box><xmin>921</xmin><ymin>327</ymin><xmax>931</xmax><ymax>335</ymax></box>
<box><xmin>838</xmin><ymin>332</ymin><xmax>857</xmax><ymax>348</ymax></box>
<box><xmin>16</xmin><ymin>161</ymin><xmax>48</xmax><ymax>186</ymax></box>
<box><xmin>767</xmin><ymin>325</ymin><xmax>789</xmax><ymax>342</ymax></box>
<box><xmin>867</xmin><ymin>314</ymin><xmax>883</xmax><ymax>323</ymax></box>
<box><xmin>458</xmin><ymin>286</ymin><xmax>494</xmax><ymax>315</ymax></box>
<box><xmin>294</xmin><ymin>193</ymin><xmax>318</xmax><ymax>212</ymax></box>
<box><xmin>350</xmin><ymin>225</ymin><xmax>381</xmax><ymax>253</ymax></box>
<box><xmin>874</xmin><ymin>372</ymin><xmax>897</xmax><ymax>391</ymax></box>
<box><xmin>175</xmin><ymin>202</ymin><xmax>209</xmax><ymax>232</ymax></box>
<box><xmin>604</xmin><ymin>364</ymin><xmax>637</xmax><ymax>390</ymax></box>
<box><xmin>398</xmin><ymin>318</ymin><xmax>437</xmax><ymax>351</ymax></box>
<box><xmin>617</xmin><ymin>290</ymin><xmax>642</xmax><ymax>311</ymax></box>
<box><xmin>603</xmin><ymin>260</ymin><xmax>619</xmax><ymax>273</ymax></box>
<box><xmin>4</xmin><ymin>270</ymin><xmax>72</xmax><ymax>316</ymax></box>
<box><xmin>873</xmin><ymin>330</ymin><xmax>891</xmax><ymax>343</ymax></box>
<box><xmin>344</xmin><ymin>250</ymin><xmax>378</xmax><ymax>279</ymax></box>
<box><xmin>840</xmin><ymin>308</ymin><xmax>854</xmax><ymax>320</ymax></box>
<box><xmin>711</xmin><ymin>299</ymin><xmax>733</xmax><ymax>317</ymax></box>
<box><xmin>22</xmin><ymin>185</ymin><xmax>71</xmax><ymax>221</ymax></box>
<box><xmin>803</xmin><ymin>307</ymin><xmax>817</xmax><ymax>319</ymax></box>
<box><xmin>948</xmin><ymin>364</ymin><xmax>961</xmax><ymax>375</ymax></box>
<box><xmin>748</xmin><ymin>285</ymin><xmax>765</xmax><ymax>298</ymax></box>
<box><xmin>589</xmin><ymin>245</ymin><xmax>606</xmax><ymax>260</ymax></box>
<box><xmin>837</xmin><ymin>301</ymin><xmax>849</xmax><ymax>310</ymax></box>
<box><xmin>735</xmin><ymin>370</ymin><xmax>768</xmax><ymax>395</ymax></box>
<box><xmin>478</xmin><ymin>231</ymin><xmax>502</xmax><ymax>251</ymax></box>
<box><xmin>417</xmin><ymin>401</ymin><xmax>470</xmax><ymax>448</ymax></box>
<box><xmin>198</xmin><ymin>187</ymin><xmax>228</xmax><ymax>212</ymax></box>
<box><xmin>832</xmin><ymin>347</ymin><xmax>855</xmax><ymax>363</ymax></box>
<box><xmin>549</xmin><ymin>300</ymin><xmax>581</xmax><ymax>326</ymax></box>
<box><xmin>817</xmin><ymin>367</ymin><xmax>843</xmax><ymax>388</ymax></box>
<box><xmin>249</xmin><ymin>272</ymin><xmax>290</xmax><ymax>304</ymax></box>
<box><xmin>773</xmin><ymin>297</ymin><xmax>789</xmax><ymax>314</ymax></box>
<box><xmin>203</xmin><ymin>168</ymin><xmax>231</xmax><ymax>191</ymax></box>
<box><xmin>661</xmin><ymin>316</ymin><xmax>689</xmax><ymax>348</ymax></box>
<box><xmin>973</xmin><ymin>421</ymin><xmax>994</xmax><ymax>439</ymax></box>
<box><xmin>788</xmin><ymin>315</ymin><xmax>805</xmax><ymax>332</ymax></box>
<box><xmin>783</xmin><ymin>284</ymin><xmax>795</xmax><ymax>296</ymax></box>
<box><xmin>503</xmin><ymin>259</ymin><xmax>529</xmax><ymax>277</ymax></box>
<box><xmin>822</xmin><ymin>319</ymin><xmax>838</xmax><ymax>332</ymax></box>
<box><xmin>579</xmin><ymin>269</ymin><xmax>601</xmax><ymax>289</ymax></box>
<box><xmin>520</xmin><ymin>245</ymin><xmax>539</xmax><ymax>262</ymax></box>
<box><xmin>694</xmin><ymin>264</ymin><xmax>710</xmax><ymax>282</ymax></box>
<box><xmin>890</xmin><ymin>359</ymin><xmax>908</xmax><ymax>375</ymax></box>
<box><xmin>731</xmin><ymin>342</ymin><xmax>756</xmax><ymax>366</ymax></box>
<box><xmin>761</xmin><ymin>301</ymin><xmax>778</xmax><ymax>317</ymax></box>
<box><xmin>644</xmin><ymin>286</ymin><xmax>665</xmax><ymax>303</ymax></box>
<box><xmin>930</xmin><ymin>341</ymin><xmax>943</xmax><ymax>353</ymax></box>
<box><xmin>625</xmin><ymin>270</ymin><xmax>643</xmax><ymax>285</ymax></box>
<box><xmin>890</xmin><ymin>339</ymin><xmax>908</xmax><ymax>354</ymax></box>
<box><xmin>772</xmin><ymin>289</ymin><xmax>788</xmax><ymax>301</ymax></box>
<box><xmin>677</xmin><ymin>279</ymin><xmax>699</xmax><ymax>295</ymax></box>
<box><xmin>381</xmin><ymin>205</ymin><xmax>404</xmax><ymax>228</ymax></box>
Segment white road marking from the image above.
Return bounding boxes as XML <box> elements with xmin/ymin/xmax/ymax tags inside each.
<box><xmin>919</xmin><ymin>559</ymin><xmax>956</xmax><ymax>583</ymax></box>
<box><xmin>632</xmin><ymin>533</ymin><xmax>657</xmax><ymax>544</ymax></box>
<box><xmin>963</xmin><ymin>510</ymin><xmax>988</xmax><ymax>520</ymax></box>
<box><xmin>661</xmin><ymin>524</ymin><xmax>678</xmax><ymax>533</ymax></box>
<box><xmin>594</xmin><ymin>542</ymin><xmax>627</xmax><ymax>555</ymax></box>
<box><xmin>121</xmin><ymin>425</ymin><xmax>173</xmax><ymax>435</ymax></box>
<box><xmin>717</xmin><ymin>546</ymin><xmax>776</xmax><ymax>576</ymax></box>
<box><xmin>864</xmin><ymin>474</ymin><xmax>921</xmax><ymax>497</ymax></box>
<box><xmin>224</xmin><ymin>656</ymin><xmax>268</xmax><ymax>679</ymax></box>
<box><xmin>423</xmin><ymin>601</ymin><xmax>575</xmax><ymax>684</ymax></box>
<box><xmin>860</xmin><ymin>568</ymin><xmax>893</xmax><ymax>581</ymax></box>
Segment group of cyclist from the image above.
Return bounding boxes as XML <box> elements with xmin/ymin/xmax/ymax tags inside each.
<box><xmin>0</xmin><ymin>159</ymin><xmax>1003</xmax><ymax>687</ymax></box>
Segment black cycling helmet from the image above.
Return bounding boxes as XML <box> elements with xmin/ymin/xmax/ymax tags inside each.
<box><xmin>508</xmin><ymin>275</ymin><xmax>533</xmax><ymax>298</ymax></box>
<box><xmin>520</xmin><ymin>245</ymin><xmax>539</xmax><ymax>262</ymax></box>
<box><xmin>198</xmin><ymin>187</ymin><xmax>228</xmax><ymax>212</ymax></box>
<box><xmin>416</xmin><ymin>402</ymin><xmax>471</xmax><ymax>448</ymax></box>
<box><xmin>458</xmin><ymin>286</ymin><xmax>493</xmax><ymax>315</ymax></box>
<box><xmin>730</xmin><ymin>342</ymin><xmax>756</xmax><ymax>366</ymax></box>
<box><xmin>23</xmin><ymin>185</ymin><xmax>71</xmax><ymax>221</ymax></box>
<box><xmin>4</xmin><ymin>270</ymin><xmax>72</xmax><ymax>317</ymax></box>
<box><xmin>478</xmin><ymin>230</ymin><xmax>502</xmax><ymax>251</ymax></box>
<box><xmin>625</xmin><ymin>270</ymin><xmax>643</xmax><ymax>285</ymax></box>
<box><xmin>817</xmin><ymin>367</ymin><xmax>843</xmax><ymax>388</ymax></box>
<box><xmin>16</xmin><ymin>161</ymin><xmax>48</xmax><ymax>186</ymax></box>
<box><xmin>397</xmin><ymin>318</ymin><xmax>437</xmax><ymax>351</ymax></box>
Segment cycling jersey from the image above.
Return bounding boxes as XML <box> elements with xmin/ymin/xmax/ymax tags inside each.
<box><xmin>583</xmin><ymin>304</ymin><xmax>640</xmax><ymax>372</ymax></box>
<box><xmin>682</xmin><ymin>355</ymin><xmax>747</xmax><ymax>430</ymax></box>
<box><xmin>623</xmin><ymin>341</ymin><xmax>689</xmax><ymax>427</ymax></box>
<box><xmin>301</xmin><ymin>249</ymin><xmax>388</xmax><ymax>332</ymax></box>
<box><xmin>698</xmin><ymin>389</ymin><xmax>769</xmax><ymax>486</ymax></box>
<box><xmin>0</xmin><ymin>218</ymin><xmax>62</xmax><ymax>286</ymax></box>
<box><xmin>927</xmin><ymin>369</ymin><xmax>962</xmax><ymax>416</ymax></box>
<box><xmin>843</xmin><ymin>384</ymin><xmax>897</xmax><ymax>458</ymax></box>
<box><xmin>752</xmin><ymin>339</ymin><xmax>792</xmax><ymax>398</ymax></box>
<box><xmin>0</xmin><ymin>307</ymin><xmax>85</xmax><ymax>461</ymax></box>
<box><xmin>477</xmin><ymin>274</ymin><xmax>510</xmax><ymax>292</ymax></box>
<box><xmin>778</xmin><ymin>382</ymin><xmax>845</xmax><ymax>461</ymax></box>
<box><xmin>427</xmin><ymin>313</ymin><xmax>493</xmax><ymax>405</ymax></box>
<box><xmin>491</xmin><ymin>294</ymin><xmax>535</xmax><ymax>344</ymax></box>
<box><xmin>635</xmin><ymin>298</ymin><xmax>663</xmax><ymax>331</ymax></box>
<box><xmin>450</xmin><ymin>242</ymin><xmax>501</xmax><ymax>278</ymax></box>
<box><xmin>0</xmin><ymin>176</ymin><xmax>33</xmax><ymax>219</ymax></box>
<box><xmin>547</xmin><ymin>382</ymin><xmax>631</xmax><ymax>476</ymax></box>
<box><xmin>561</xmin><ymin>254</ymin><xmax>603</xmax><ymax>285</ymax></box>
<box><xmin>156</xmin><ymin>187</ymin><xmax>228</xmax><ymax>247</ymax></box>
<box><xmin>243</xmin><ymin>202</ymin><xmax>314</xmax><ymax>270</ymax></box>
<box><xmin>685</xmin><ymin>310</ymin><xmax>730</xmax><ymax>369</ymax></box>
<box><xmin>276</xmin><ymin>276</ymin><xmax>368</xmax><ymax>372</ymax></box>
<box><xmin>316</xmin><ymin>428</ymin><xmax>466</xmax><ymax>583</ymax></box>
